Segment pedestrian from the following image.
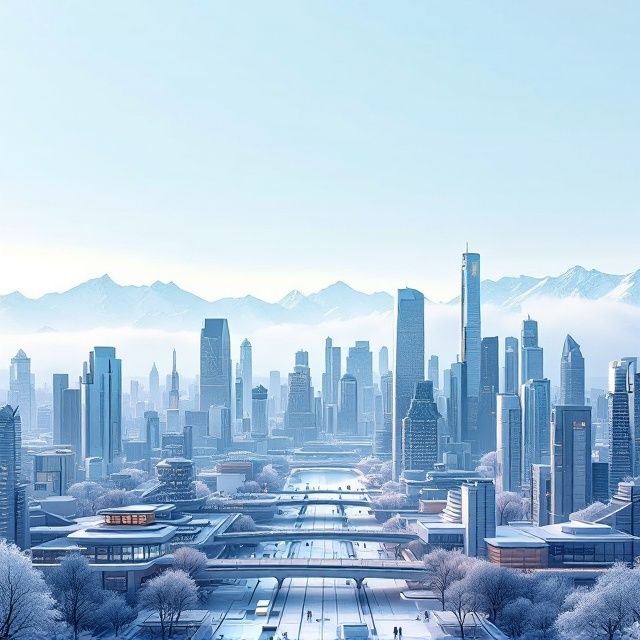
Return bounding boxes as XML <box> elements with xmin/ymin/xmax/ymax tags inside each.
<box><xmin>399</xmin><ymin>627</ymin><xmax>403</xmax><ymax>638</ymax></box>
<box><xmin>393</xmin><ymin>626</ymin><xmax>398</xmax><ymax>639</ymax></box>
<box><xmin>424</xmin><ymin>610</ymin><xmax>428</xmax><ymax>621</ymax></box>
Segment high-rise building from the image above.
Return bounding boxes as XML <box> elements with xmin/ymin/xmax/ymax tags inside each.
<box><xmin>428</xmin><ymin>355</ymin><xmax>440</xmax><ymax>392</ymax></box>
<box><xmin>240</xmin><ymin>339</ymin><xmax>252</xmax><ymax>419</ymax></box>
<box><xmin>608</xmin><ymin>358</ymin><xmax>637</xmax><ymax>493</ymax></box>
<box><xmin>61</xmin><ymin>388</ymin><xmax>82</xmax><ymax>464</ymax></box>
<box><xmin>504</xmin><ymin>337</ymin><xmax>519</xmax><ymax>395</ymax></box>
<box><xmin>496</xmin><ymin>394</ymin><xmax>522</xmax><ymax>494</ymax></box>
<box><xmin>200</xmin><ymin>319</ymin><xmax>232</xmax><ymax>415</ymax></box>
<box><xmin>52</xmin><ymin>373</ymin><xmax>69</xmax><ymax>444</ymax></box>
<box><xmin>560</xmin><ymin>335</ymin><xmax>585</xmax><ymax>406</ymax></box>
<box><xmin>149</xmin><ymin>363</ymin><xmax>160</xmax><ymax>412</ymax></box>
<box><xmin>379</xmin><ymin>346</ymin><xmax>390</xmax><ymax>378</ymax></box>
<box><xmin>401</xmin><ymin>380</ymin><xmax>440</xmax><ymax>474</ymax></box>
<box><xmin>0</xmin><ymin>405</ymin><xmax>29</xmax><ymax>549</ymax></box>
<box><xmin>9</xmin><ymin>350</ymin><xmax>36</xmax><ymax>436</ymax></box>
<box><xmin>375</xmin><ymin>372</ymin><xmax>393</xmax><ymax>459</ymax></box>
<box><xmin>82</xmin><ymin>347</ymin><xmax>122</xmax><ymax>477</ymax></box>
<box><xmin>393</xmin><ymin>288</ymin><xmax>425</xmax><ymax>479</ymax></box>
<box><xmin>592</xmin><ymin>461</ymin><xmax>610</xmax><ymax>504</ymax></box>
<box><xmin>169</xmin><ymin>350</ymin><xmax>180</xmax><ymax>411</ymax></box>
<box><xmin>462</xmin><ymin>479</ymin><xmax>495</xmax><ymax>558</ymax></box>
<box><xmin>322</xmin><ymin>337</ymin><xmax>342</xmax><ymax>407</ymax></box>
<box><xmin>460</xmin><ymin>251</ymin><xmax>481</xmax><ymax>398</ymax></box>
<box><xmin>235</xmin><ymin>375</ymin><xmax>243</xmax><ymax>424</ymax></box>
<box><xmin>284</xmin><ymin>350</ymin><xmax>316</xmax><ymax>444</ymax></box>
<box><xmin>347</xmin><ymin>341</ymin><xmax>374</xmax><ymax>429</ymax></box>
<box><xmin>251</xmin><ymin>385</ymin><xmax>268</xmax><ymax>454</ymax></box>
<box><xmin>551</xmin><ymin>405</ymin><xmax>592</xmax><ymax>524</ymax></box>
<box><xmin>269</xmin><ymin>371</ymin><xmax>281</xmax><ymax>415</ymax></box>
<box><xmin>338</xmin><ymin>374</ymin><xmax>358</xmax><ymax>436</ymax></box>
<box><xmin>37</xmin><ymin>405</ymin><xmax>52</xmax><ymax>434</ymax></box>
<box><xmin>478</xmin><ymin>337</ymin><xmax>499</xmax><ymax>454</ymax></box>
<box><xmin>521</xmin><ymin>317</ymin><xmax>543</xmax><ymax>384</ymax></box>
<box><xmin>521</xmin><ymin>379</ymin><xmax>551</xmax><ymax>485</ymax></box>
<box><xmin>531</xmin><ymin>464</ymin><xmax>551</xmax><ymax>526</ymax></box>
<box><xmin>448</xmin><ymin>361</ymin><xmax>467</xmax><ymax>444</ymax></box>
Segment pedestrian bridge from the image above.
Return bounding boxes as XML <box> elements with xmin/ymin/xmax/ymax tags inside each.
<box><xmin>275</xmin><ymin>489</ymin><xmax>381</xmax><ymax>496</ymax></box>
<box><xmin>201</xmin><ymin>558</ymin><xmax>428</xmax><ymax>588</ymax></box>
<box><xmin>276</xmin><ymin>497</ymin><xmax>372</xmax><ymax>508</ymax></box>
<box><xmin>215</xmin><ymin>528</ymin><xmax>418</xmax><ymax>545</ymax></box>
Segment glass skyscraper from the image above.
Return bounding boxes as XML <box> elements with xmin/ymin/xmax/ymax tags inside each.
<box><xmin>560</xmin><ymin>334</ymin><xmax>585</xmax><ymax>405</ymax></box>
<box><xmin>461</xmin><ymin>252</ymin><xmax>481</xmax><ymax>398</ymax></box>
<box><xmin>200</xmin><ymin>319</ymin><xmax>232</xmax><ymax>415</ymax></box>
<box><xmin>401</xmin><ymin>381</ymin><xmax>440</xmax><ymax>474</ymax></box>
<box><xmin>521</xmin><ymin>317</ymin><xmax>543</xmax><ymax>384</ymax></box>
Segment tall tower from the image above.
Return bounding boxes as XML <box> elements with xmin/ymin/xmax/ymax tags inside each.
<box><xmin>61</xmin><ymin>388</ymin><xmax>82</xmax><ymax>462</ymax></box>
<box><xmin>322</xmin><ymin>337</ymin><xmax>341</xmax><ymax>406</ymax></box>
<box><xmin>521</xmin><ymin>317</ymin><xmax>543</xmax><ymax>384</ymax></box>
<box><xmin>240</xmin><ymin>339</ymin><xmax>253</xmax><ymax>419</ymax></box>
<box><xmin>200</xmin><ymin>319</ymin><xmax>232</xmax><ymax>414</ymax></box>
<box><xmin>0</xmin><ymin>405</ymin><xmax>29</xmax><ymax>548</ymax></box>
<box><xmin>379</xmin><ymin>346</ymin><xmax>390</xmax><ymax>378</ymax></box>
<box><xmin>251</xmin><ymin>385</ymin><xmax>268</xmax><ymax>454</ymax></box>
<box><xmin>427</xmin><ymin>355</ymin><xmax>440</xmax><ymax>392</ymax></box>
<box><xmin>375</xmin><ymin>372</ymin><xmax>393</xmax><ymax>460</ymax></box>
<box><xmin>347</xmin><ymin>341</ymin><xmax>374</xmax><ymax>431</ymax></box>
<box><xmin>338</xmin><ymin>374</ymin><xmax>358</xmax><ymax>436</ymax></box>
<box><xmin>401</xmin><ymin>381</ymin><xmax>440</xmax><ymax>474</ymax></box>
<box><xmin>496</xmin><ymin>394</ymin><xmax>522</xmax><ymax>494</ymax></box>
<box><xmin>393</xmin><ymin>288</ymin><xmax>425</xmax><ymax>480</ymax></box>
<box><xmin>149</xmin><ymin>363</ymin><xmax>160</xmax><ymax>411</ymax></box>
<box><xmin>504</xmin><ymin>337</ymin><xmax>519</xmax><ymax>395</ymax></box>
<box><xmin>478</xmin><ymin>337</ymin><xmax>499</xmax><ymax>454</ymax></box>
<box><xmin>52</xmin><ymin>373</ymin><xmax>69</xmax><ymax>444</ymax></box>
<box><xmin>9</xmin><ymin>350</ymin><xmax>36</xmax><ymax>436</ymax></box>
<box><xmin>460</xmin><ymin>251</ymin><xmax>481</xmax><ymax>398</ymax></box>
<box><xmin>521</xmin><ymin>379</ymin><xmax>551</xmax><ymax>485</ymax></box>
<box><xmin>82</xmin><ymin>347</ymin><xmax>122</xmax><ymax>478</ymax></box>
<box><xmin>169</xmin><ymin>350</ymin><xmax>180</xmax><ymax>410</ymax></box>
<box><xmin>284</xmin><ymin>350</ymin><xmax>316</xmax><ymax>444</ymax></box>
<box><xmin>560</xmin><ymin>335</ymin><xmax>585</xmax><ymax>405</ymax></box>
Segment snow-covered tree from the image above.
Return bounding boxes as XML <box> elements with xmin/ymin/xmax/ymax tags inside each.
<box><xmin>67</xmin><ymin>481</ymin><xmax>105</xmax><ymax>516</ymax></box>
<box><xmin>476</xmin><ymin>451</ymin><xmax>497</xmax><ymax>479</ymax></box>
<box><xmin>382</xmin><ymin>514</ymin><xmax>408</xmax><ymax>532</ymax></box>
<box><xmin>466</xmin><ymin>561</ymin><xmax>519</xmax><ymax>623</ymax></box>
<box><xmin>191</xmin><ymin>480</ymin><xmax>211</xmax><ymax>499</ymax></box>
<box><xmin>0</xmin><ymin>540</ymin><xmax>58</xmax><ymax>639</ymax></box>
<box><xmin>173</xmin><ymin>547</ymin><xmax>208</xmax><ymax>578</ymax></box>
<box><xmin>50</xmin><ymin>553</ymin><xmax>103</xmax><ymax>640</ymax></box>
<box><xmin>237</xmin><ymin>480</ymin><xmax>261</xmax><ymax>494</ymax></box>
<box><xmin>94</xmin><ymin>488</ymin><xmax>136</xmax><ymax>512</ymax></box>
<box><xmin>375</xmin><ymin>492</ymin><xmax>406</xmax><ymax>510</ymax></box>
<box><xmin>139</xmin><ymin>569</ymin><xmax>198</xmax><ymax>640</ymax></box>
<box><xmin>256</xmin><ymin>464</ymin><xmax>284</xmax><ymax>491</ymax></box>
<box><xmin>356</xmin><ymin>456</ymin><xmax>382</xmax><ymax>475</ymax></box>
<box><xmin>114</xmin><ymin>468</ymin><xmax>148</xmax><ymax>490</ymax></box>
<box><xmin>379</xmin><ymin>460</ymin><xmax>393</xmax><ymax>482</ymax></box>
<box><xmin>445</xmin><ymin>579</ymin><xmax>479</xmax><ymax>640</ymax></box>
<box><xmin>496</xmin><ymin>491</ymin><xmax>529</xmax><ymax>525</ymax></box>
<box><xmin>423</xmin><ymin>548</ymin><xmax>472</xmax><ymax>610</ymax></box>
<box><xmin>499</xmin><ymin>597</ymin><xmax>532</xmax><ymax>639</ymax></box>
<box><xmin>96</xmin><ymin>592</ymin><xmax>137</xmax><ymax>637</ymax></box>
<box><xmin>229</xmin><ymin>515</ymin><xmax>257</xmax><ymax>532</ymax></box>
<box><xmin>381</xmin><ymin>480</ymin><xmax>403</xmax><ymax>494</ymax></box>
<box><xmin>571</xmin><ymin>501</ymin><xmax>607</xmax><ymax>522</ymax></box>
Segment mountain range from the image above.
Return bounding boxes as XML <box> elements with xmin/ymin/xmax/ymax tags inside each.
<box><xmin>1</xmin><ymin>266</ymin><xmax>639</xmax><ymax>333</ymax></box>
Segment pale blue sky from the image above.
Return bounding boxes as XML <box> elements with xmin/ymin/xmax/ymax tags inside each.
<box><xmin>1</xmin><ymin>2</ymin><xmax>638</xmax><ymax>302</ymax></box>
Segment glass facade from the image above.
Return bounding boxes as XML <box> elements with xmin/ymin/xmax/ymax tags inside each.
<box><xmin>547</xmin><ymin>541</ymin><xmax>633</xmax><ymax>567</ymax></box>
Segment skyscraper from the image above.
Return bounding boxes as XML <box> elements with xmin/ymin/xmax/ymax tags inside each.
<box><xmin>240</xmin><ymin>339</ymin><xmax>253</xmax><ymax>419</ymax></box>
<box><xmin>375</xmin><ymin>371</ymin><xmax>393</xmax><ymax>460</ymax></box>
<box><xmin>284</xmin><ymin>350</ymin><xmax>316</xmax><ymax>444</ymax></box>
<box><xmin>200</xmin><ymin>319</ymin><xmax>232</xmax><ymax>414</ymax></box>
<box><xmin>608</xmin><ymin>358</ymin><xmax>637</xmax><ymax>494</ymax></box>
<box><xmin>149</xmin><ymin>363</ymin><xmax>160</xmax><ymax>411</ymax></box>
<box><xmin>448</xmin><ymin>361</ymin><xmax>468</xmax><ymax>443</ymax></box>
<box><xmin>496</xmin><ymin>394</ymin><xmax>522</xmax><ymax>494</ymax></box>
<box><xmin>52</xmin><ymin>373</ymin><xmax>69</xmax><ymax>444</ymax></box>
<box><xmin>401</xmin><ymin>380</ymin><xmax>440</xmax><ymax>474</ymax></box>
<box><xmin>169</xmin><ymin>350</ymin><xmax>180</xmax><ymax>411</ymax></box>
<box><xmin>322</xmin><ymin>337</ymin><xmax>341</xmax><ymax>406</ymax></box>
<box><xmin>551</xmin><ymin>405</ymin><xmax>592</xmax><ymax>524</ymax></box>
<box><xmin>428</xmin><ymin>355</ymin><xmax>440</xmax><ymax>392</ymax></box>
<box><xmin>379</xmin><ymin>346</ymin><xmax>390</xmax><ymax>378</ymax></box>
<box><xmin>504</xmin><ymin>337</ymin><xmax>519</xmax><ymax>395</ymax></box>
<box><xmin>338</xmin><ymin>374</ymin><xmax>358</xmax><ymax>436</ymax></box>
<box><xmin>521</xmin><ymin>379</ymin><xmax>551</xmax><ymax>485</ymax></box>
<box><xmin>251</xmin><ymin>385</ymin><xmax>268</xmax><ymax>454</ymax></box>
<box><xmin>393</xmin><ymin>288</ymin><xmax>425</xmax><ymax>480</ymax></box>
<box><xmin>269</xmin><ymin>370</ymin><xmax>281</xmax><ymax>416</ymax></box>
<box><xmin>9</xmin><ymin>350</ymin><xmax>35</xmax><ymax>436</ymax></box>
<box><xmin>560</xmin><ymin>335</ymin><xmax>585</xmax><ymax>405</ymax></box>
<box><xmin>0</xmin><ymin>405</ymin><xmax>29</xmax><ymax>549</ymax></box>
<box><xmin>478</xmin><ymin>337</ymin><xmax>499</xmax><ymax>454</ymax></box>
<box><xmin>347</xmin><ymin>341</ymin><xmax>374</xmax><ymax>429</ymax></box>
<box><xmin>521</xmin><ymin>317</ymin><xmax>543</xmax><ymax>384</ymax></box>
<box><xmin>61</xmin><ymin>388</ymin><xmax>82</xmax><ymax>463</ymax></box>
<box><xmin>82</xmin><ymin>347</ymin><xmax>122</xmax><ymax>477</ymax></box>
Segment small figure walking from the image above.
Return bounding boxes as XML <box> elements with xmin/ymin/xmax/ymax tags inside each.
<box><xmin>307</xmin><ymin>609</ymin><xmax>312</xmax><ymax>622</ymax></box>
<box><xmin>424</xmin><ymin>610</ymin><xmax>429</xmax><ymax>621</ymax></box>
<box><xmin>393</xmin><ymin>626</ymin><xmax>398</xmax><ymax>639</ymax></box>
<box><xmin>398</xmin><ymin>627</ymin><xmax>403</xmax><ymax>638</ymax></box>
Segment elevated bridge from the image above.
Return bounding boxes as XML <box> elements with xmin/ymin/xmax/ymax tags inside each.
<box><xmin>276</xmin><ymin>497</ymin><xmax>372</xmax><ymax>508</ymax></box>
<box><xmin>215</xmin><ymin>528</ymin><xmax>417</xmax><ymax>546</ymax></box>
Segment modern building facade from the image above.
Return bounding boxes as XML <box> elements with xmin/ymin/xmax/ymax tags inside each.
<box><xmin>52</xmin><ymin>373</ymin><xmax>69</xmax><ymax>444</ymax></box>
<box><xmin>531</xmin><ymin>464</ymin><xmax>551</xmax><ymax>526</ymax></box>
<box><xmin>504</xmin><ymin>337</ymin><xmax>519</xmax><ymax>395</ymax></box>
<box><xmin>560</xmin><ymin>335</ymin><xmax>585</xmax><ymax>405</ymax></box>
<box><xmin>448</xmin><ymin>361</ymin><xmax>467</xmax><ymax>444</ymax></box>
<box><xmin>460</xmin><ymin>251</ymin><xmax>481</xmax><ymax>398</ymax></box>
<box><xmin>379</xmin><ymin>346</ymin><xmax>390</xmax><ymax>378</ymax></box>
<box><xmin>284</xmin><ymin>350</ymin><xmax>316</xmax><ymax>444</ymax></box>
<box><xmin>478</xmin><ymin>337</ymin><xmax>499</xmax><ymax>454</ymax></box>
<box><xmin>375</xmin><ymin>372</ymin><xmax>393</xmax><ymax>460</ymax></box>
<box><xmin>521</xmin><ymin>378</ymin><xmax>551</xmax><ymax>485</ymax></box>
<box><xmin>337</xmin><ymin>374</ymin><xmax>358</xmax><ymax>436</ymax></box>
<box><xmin>240</xmin><ymin>339</ymin><xmax>252</xmax><ymax>420</ymax></box>
<box><xmin>401</xmin><ymin>381</ymin><xmax>440</xmax><ymax>474</ymax></box>
<box><xmin>521</xmin><ymin>317</ymin><xmax>543</xmax><ymax>384</ymax></box>
<box><xmin>149</xmin><ymin>363</ymin><xmax>160</xmax><ymax>412</ymax></box>
<box><xmin>200</xmin><ymin>319</ymin><xmax>232</xmax><ymax>415</ymax></box>
<box><xmin>322</xmin><ymin>337</ymin><xmax>341</xmax><ymax>406</ymax></box>
<box><xmin>428</xmin><ymin>355</ymin><xmax>440</xmax><ymax>392</ymax></box>
<box><xmin>251</xmin><ymin>385</ymin><xmax>268</xmax><ymax>454</ymax></box>
<box><xmin>169</xmin><ymin>350</ymin><xmax>180</xmax><ymax>411</ymax></box>
<box><xmin>9</xmin><ymin>349</ymin><xmax>36</xmax><ymax>436</ymax></box>
<box><xmin>61</xmin><ymin>388</ymin><xmax>82</xmax><ymax>464</ymax></box>
<box><xmin>346</xmin><ymin>341</ymin><xmax>374</xmax><ymax>430</ymax></box>
<box><xmin>496</xmin><ymin>394</ymin><xmax>522</xmax><ymax>494</ymax></box>
<box><xmin>393</xmin><ymin>288</ymin><xmax>425</xmax><ymax>479</ymax></box>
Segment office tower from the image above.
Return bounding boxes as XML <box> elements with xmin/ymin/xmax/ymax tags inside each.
<box><xmin>379</xmin><ymin>346</ymin><xmax>390</xmax><ymax>378</ymax></box>
<box><xmin>240</xmin><ymin>339</ymin><xmax>252</xmax><ymax>419</ymax></box>
<box><xmin>375</xmin><ymin>372</ymin><xmax>393</xmax><ymax>459</ymax></box>
<box><xmin>130</xmin><ymin>380</ymin><xmax>140</xmax><ymax>409</ymax></box>
<box><xmin>338</xmin><ymin>374</ymin><xmax>358</xmax><ymax>436</ymax></box>
<box><xmin>52</xmin><ymin>373</ymin><xmax>69</xmax><ymax>444</ymax></box>
<box><xmin>284</xmin><ymin>350</ymin><xmax>316</xmax><ymax>444</ymax></box>
<box><xmin>322</xmin><ymin>337</ymin><xmax>341</xmax><ymax>406</ymax></box>
<box><xmin>8</xmin><ymin>350</ymin><xmax>36</xmax><ymax>436</ymax></box>
<box><xmin>496</xmin><ymin>394</ymin><xmax>522</xmax><ymax>493</ymax></box>
<box><xmin>461</xmin><ymin>479</ymin><xmax>495</xmax><ymax>558</ymax></box>
<box><xmin>561</xmin><ymin>335</ymin><xmax>585</xmax><ymax>405</ymax></box>
<box><xmin>427</xmin><ymin>355</ymin><xmax>440</xmax><ymax>392</ymax></box>
<box><xmin>251</xmin><ymin>385</ymin><xmax>268</xmax><ymax>454</ymax></box>
<box><xmin>235</xmin><ymin>376</ymin><xmax>243</xmax><ymax>422</ymax></box>
<box><xmin>37</xmin><ymin>405</ymin><xmax>52</xmax><ymax>433</ymax></box>
<box><xmin>0</xmin><ymin>406</ymin><xmax>29</xmax><ymax>549</ymax></box>
<box><xmin>608</xmin><ymin>358</ymin><xmax>637</xmax><ymax>492</ymax></box>
<box><xmin>592</xmin><ymin>462</ymin><xmax>610</xmax><ymax>503</ymax></box>
<box><xmin>401</xmin><ymin>380</ymin><xmax>439</xmax><ymax>474</ymax></box>
<box><xmin>478</xmin><ymin>337</ymin><xmax>499</xmax><ymax>454</ymax></box>
<box><xmin>461</xmin><ymin>251</ymin><xmax>481</xmax><ymax>397</ymax></box>
<box><xmin>324</xmin><ymin>404</ymin><xmax>338</xmax><ymax>435</ymax></box>
<box><xmin>269</xmin><ymin>371</ymin><xmax>281</xmax><ymax>414</ymax></box>
<box><xmin>209</xmin><ymin>405</ymin><xmax>232</xmax><ymax>451</ymax></box>
<box><xmin>448</xmin><ymin>361</ymin><xmax>467</xmax><ymax>443</ymax></box>
<box><xmin>347</xmin><ymin>341</ymin><xmax>374</xmax><ymax>427</ymax></box>
<box><xmin>521</xmin><ymin>317</ymin><xmax>543</xmax><ymax>384</ymax></box>
<box><xmin>169</xmin><ymin>350</ymin><xmax>180</xmax><ymax>410</ymax></box>
<box><xmin>393</xmin><ymin>288</ymin><xmax>425</xmax><ymax>479</ymax></box>
<box><xmin>145</xmin><ymin>410</ymin><xmax>160</xmax><ymax>449</ymax></box>
<box><xmin>200</xmin><ymin>319</ymin><xmax>232</xmax><ymax>414</ymax></box>
<box><xmin>149</xmin><ymin>363</ymin><xmax>160</xmax><ymax>411</ymax></box>
<box><xmin>531</xmin><ymin>464</ymin><xmax>551</xmax><ymax>526</ymax></box>
<box><xmin>521</xmin><ymin>379</ymin><xmax>551</xmax><ymax>485</ymax></box>
<box><xmin>61</xmin><ymin>388</ymin><xmax>82</xmax><ymax>464</ymax></box>
<box><xmin>551</xmin><ymin>405</ymin><xmax>592</xmax><ymax>523</ymax></box>
<box><xmin>82</xmin><ymin>347</ymin><xmax>122</xmax><ymax>477</ymax></box>
<box><xmin>504</xmin><ymin>337</ymin><xmax>519</xmax><ymax>395</ymax></box>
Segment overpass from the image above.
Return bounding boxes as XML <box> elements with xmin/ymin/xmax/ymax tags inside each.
<box><xmin>201</xmin><ymin>558</ymin><xmax>427</xmax><ymax>589</ymax></box>
<box><xmin>275</xmin><ymin>489</ymin><xmax>381</xmax><ymax>496</ymax></box>
<box><xmin>215</xmin><ymin>528</ymin><xmax>418</xmax><ymax>545</ymax></box>
<box><xmin>276</xmin><ymin>497</ymin><xmax>372</xmax><ymax>508</ymax></box>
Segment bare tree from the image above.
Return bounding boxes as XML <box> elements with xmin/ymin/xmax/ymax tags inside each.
<box><xmin>445</xmin><ymin>579</ymin><xmax>479</xmax><ymax>640</ymax></box>
<box><xmin>96</xmin><ymin>592</ymin><xmax>137</xmax><ymax>637</ymax></box>
<box><xmin>229</xmin><ymin>515</ymin><xmax>257</xmax><ymax>532</ymax></box>
<box><xmin>50</xmin><ymin>553</ymin><xmax>103</xmax><ymax>640</ymax></box>
<box><xmin>139</xmin><ymin>569</ymin><xmax>198</xmax><ymax>639</ymax></box>
<box><xmin>496</xmin><ymin>491</ymin><xmax>528</xmax><ymax>525</ymax></box>
<box><xmin>423</xmin><ymin>548</ymin><xmax>472</xmax><ymax>610</ymax></box>
<box><xmin>173</xmin><ymin>547</ymin><xmax>208</xmax><ymax>578</ymax></box>
<box><xmin>0</xmin><ymin>540</ymin><xmax>58</xmax><ymax>639</ymax></box>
